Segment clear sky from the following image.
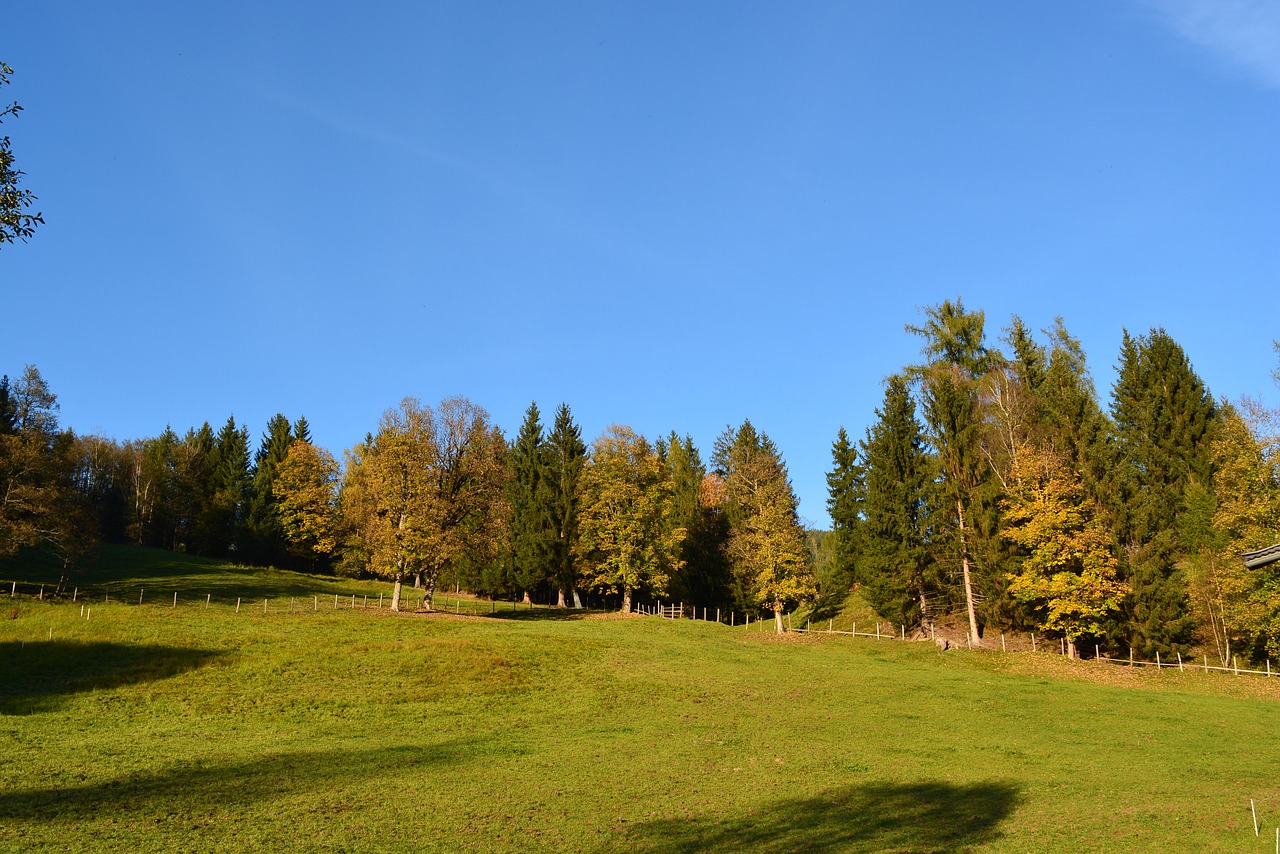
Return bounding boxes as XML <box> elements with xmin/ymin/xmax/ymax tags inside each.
<box><xmin>3</xmin><ymin>1</ymin><xmax>1278</xmax><ymax>527</ymax></box>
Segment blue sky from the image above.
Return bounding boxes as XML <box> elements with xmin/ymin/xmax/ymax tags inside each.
<box><xmin>3</xmin><ymin>1</ymin><xmax>1278</xmax><ymax>526</ymax></box>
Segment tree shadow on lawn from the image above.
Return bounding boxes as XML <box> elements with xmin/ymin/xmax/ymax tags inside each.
<box><xmin>0</xmin><ymin>641</ymin><xmax>222</xmax><ymax>715</ymax></box>
<box><xmin>484</xmin><ymin>607</ymin><xmax>605</xmax><ymax>622</ymax></box>
<box><xmin>615</xmin><ymin>780</ymin><xmax>1021</xmax><ymax>853</ymax></box>
<box><xmin>4</xmin><ymin>743</ymin><xmax>464</xmax><ymax>821</ymax></box>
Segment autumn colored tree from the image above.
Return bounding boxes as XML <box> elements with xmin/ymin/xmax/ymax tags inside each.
<box><xmin>714</xmin><ymin>420</ymin><xmax>813</xmax><ymax>631</ymax></box>
<box><xmin>576</xmin><ymin>425</ymin><xmax>685</xmax><ymax>613</ymax></box>
<box><xmin>0</xmin><ymin>367</ymin><xmax>60</xmax><ymax>557</ymax></box>
<box><xmin>350</xmin><ymin>399</ymin><xmax>439</xmax><ymax>610</ymax></box>
<box><xmin>1002</xmin><ymin>444</ymin><xmax>1127</xmax><ymax>657</ymax></box>
<box><xmin>0</xmin><ymin>367</ymin><xmax>98</xmax><ymax>587</ymax></box>
<box><xmin>1207</xmin><ymin>401</ymin><xmax>1280</xmax><ymax>660</ymax></box>
<box><xmin>274</xmin><ymin>440</ymin><xmax>340</xmax><ymax>567</ymax></box>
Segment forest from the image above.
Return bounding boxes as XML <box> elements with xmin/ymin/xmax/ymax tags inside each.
<box><xmin>3</xmin><ymin>299</ymin><xmax>1279</xmax><ymax>663</ymax></box>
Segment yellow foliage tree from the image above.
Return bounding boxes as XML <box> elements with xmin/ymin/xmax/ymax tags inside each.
<box><xmin>273</xmin><ymin>440</ymin><xmax>340</xmax><ymax>565</ymax></box>
<box><xmin>1209</xmin><ymin>400</ymin><xmax>1280</xmax><ymax>658</ymax></box>
<box><xmin>575</xmin><ymin>425</ymin><xmax>684</xmax><ymax>613</ymax></box>
<box><xmin>1001</xmin><ymin>444</ymin><xmax>1127</xmax><ymax>656</ymax></box>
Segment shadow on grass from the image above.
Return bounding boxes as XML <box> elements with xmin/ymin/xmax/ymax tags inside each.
<box><xmin>0</xmin><ymin>641</ymin><xmax>222</xmax><ymax>715</ymax></box>
<box><xmin>616</xmin><ymin>780</ymin><xmax>1021</xmax><ymax>853</ymax></box>
<box><xmin>485</xmin><ymin>606</ymin><xmax>604</xmax><ymax>622</ymax></box>
<box><xmin>805</xmin><ymin>593</ymin><xmax>848</xmax><ymax>624</ymax></box>
<box><xmin>4</xmin><ymin>743</ymin><xmax>462</xmax><ymax>821</ymax></box>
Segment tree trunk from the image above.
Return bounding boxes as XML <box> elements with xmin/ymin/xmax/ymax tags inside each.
<box><xmin>774</xmin><ymin>608</ymin><xmax>784</xmax><ymax>633</ymax></box>
<box><xmin>424</xmin><ymin>571</ymin><xmax>437</xmax><ymax>611</ymax></box>
<box><xmin>1067</xmin><ymin>640</ymin><xmax>1076</xmax><ymax>660</ymax></box>
<box><xmin>414</xmin><ymin>572</ymin><xmax>422</xmax><ymax>590</ymax></box>
<box><xmin>522</xmin><ymin>590</ymin><xmax>533</xmax><ymax>605</ymax></box>
<box><xmin>391</xmin><ymin>574</ymin><xmax>403</xmax><ymax>612</ymax></box>
<box><xmin>957</xmin><ymin>499</ymin><xmax>981</xmax><ymax>648</ymax></box>
<box><xmin>919</xmin><ymin>588</ymin><xmax>930</xmax><ymax>635</ymax></box>
<box><xmin>622</xmin><ymin>587</ymin><xmax>632</xmax><ymax>614</ymax></box>
<box><xmin>557</xmin><ymin>588</ymin><xmax>567</xmax><ymax>608</ymax></box>
<box><xmin>572</xmin><ymin>588</ymin><xmax>584</xmax><ymax>609</ymax></box>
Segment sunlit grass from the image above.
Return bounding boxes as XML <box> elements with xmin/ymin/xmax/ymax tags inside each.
<box><xmin>2</xmin><ymin>547</ymin><xmax>1279</xmax><ymax>851</ymax></box>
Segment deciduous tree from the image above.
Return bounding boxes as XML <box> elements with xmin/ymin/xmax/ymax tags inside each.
<box><xmin>576</xmin><ymin>425</ymin><xmax>684</xmax><ymax>613</ymax></box>
<box><xmin>1002</xmin><ymin>444</ymin><xmax>1127</xmax><ymax>657</ymax></box>
<box><xmin>0</xmin><ymin>62</ymin><xmax>42</xmax><ymax>246</ymax></box>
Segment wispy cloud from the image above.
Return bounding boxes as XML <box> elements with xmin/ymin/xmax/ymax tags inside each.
<box><xmin>1142</xmin><ymin>0</ymin><xmax>1280</xmax><ymax>90</ymax></box>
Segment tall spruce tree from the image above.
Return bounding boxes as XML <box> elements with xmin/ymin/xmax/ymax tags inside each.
<box><xmin>858</xmin><ymin>375</ymin><xmax>933</xmax><ymax>627</ymax></box>
<box><xmin>546</xmin><ymin>403</ymin><xmax>586</xmax><ymax>607</ymax></box>
<box><xmin>1110</xmin><ymin>327</ymin><xmax>1216</xmax><ymax>654</ymax></box>
<box><xmin>247</xmin><ymin>413</ymin><xmax>295</xmax><ymax>566</ymax></box>
<box><xmin>824</xmin><ymin>427</ymin><xmax>862</xmax><ymax>596</ymax></box>
<box><xmin>509</xmin><ymin>402</ymin><xmax>556</xmax><ymax>603</ymax></box>
<box><xmin>203</xmin><ymin>416</ymin><xmax>252</xmax><ymax>556</ymax></box>
<box><xmin>908</xmin><ymin>299</ymin><xmax>996</xmax><ymax>645</ymax></box>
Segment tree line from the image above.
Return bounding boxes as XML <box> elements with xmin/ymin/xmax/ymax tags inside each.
<box><xmin>0</xmin><ymin>372</ymin><xmax>813</xmax><ymax>623</ymax></box>
<box><xmin>825</xmin><ymin>299</ymin><xmax>1280</xmax><ymax>662</ymax></box>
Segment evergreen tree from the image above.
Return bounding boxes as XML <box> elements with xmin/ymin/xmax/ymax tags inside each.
<box><xmin>1110</xmin><ymin>327</ymin><xmax>1216</xmax><ymax>654</ymax></box>
<box><xmin>246</xmin><ymin>414</ymin><xmax>295</xmax><ymax>566</ymax></box>
<box><xmin>202</xmin><ymin>416</ymin><xmax>252</xmax><ymax>556</ymax></box>
<box><xmin>292</xmin><ymin>416</ymin><xmax>312</xmax><ymax>444</ymax></box>
<box><xmin>858</xmin><ymin>375</ymin><xmax>934</xmax><ymax>627</ymax></box>
<box><xmin>665</xmin><ymin>432</ymin><xmax>731</xmax><ymax>609</ymax></box>
<box><xmin>509</xmin><ymin>402</ymin><xmax>555</xmax><ymax>602</ymax></box>
<box><xmin>824</xmin><ymin>427</ymin><xmax>862</xmax><ymax>596</ymax></box>
<box><xmin>908</xmin><ymin>299</ymin><xmax>996</xmax><ymax>645</ymax></box>
<box><xmin>0</xmin><ymin>375</ymin><xmax>16</xmax><ymax>434</ymax></box>
<box><xmin>546</xmin><ymin>403</ymin><xmax>586</xmax><ymax>607</ymax></box>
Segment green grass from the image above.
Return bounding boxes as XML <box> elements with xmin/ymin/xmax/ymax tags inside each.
<box><xmin>2</xmin><ymin>547</ymin><xmax>1280</xmax><ymax>852</ymax></box>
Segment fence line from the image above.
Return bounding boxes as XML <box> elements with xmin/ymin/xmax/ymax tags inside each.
<box><xmin>9</xmin><ymin>578</ymin><xmax>1278</xmax><ymax>680</ymax></box>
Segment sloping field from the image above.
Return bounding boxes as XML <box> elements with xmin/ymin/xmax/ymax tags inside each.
<box><xmin>2</xmin><ymin>548</ymin><xmax>1278</xmax><ymax>852</ymax></box>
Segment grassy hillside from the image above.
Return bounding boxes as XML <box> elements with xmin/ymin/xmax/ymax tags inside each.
<box><xmin>2</xmin><ymin>547</ymin><xmax>1279</xmax><ymax>852</ymax></box>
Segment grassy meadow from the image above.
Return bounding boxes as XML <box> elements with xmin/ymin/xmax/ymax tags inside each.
<box><xmin>2</xmin><ymin>547</ymin><xmax>1280</xmax><ymax>852</ymax></box>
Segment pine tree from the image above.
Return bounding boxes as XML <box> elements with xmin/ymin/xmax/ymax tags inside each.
<box><xmin>547</xmin><ymin>403</ymin><xmax>586</xmax><ymax>607</ymax></box>
<box><xmin>858</xmin><ymin>375</ymin><xmax>934</xmax><ymax>627</ymax></box>
<box><xmin>824</xmin><ymin>427</ymin><xmax>862</xmax><ymax>596</ymax></box>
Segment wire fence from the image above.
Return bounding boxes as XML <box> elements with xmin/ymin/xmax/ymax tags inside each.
<box><xmin>2</xmin><ymin>578</ymin><xmax>551</xmax><ymax>618</ymax></box>
<box><xmin>8</xmin><ymin>578</ymin><xmax>1278</xmax><ymax>681</ymax></box>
